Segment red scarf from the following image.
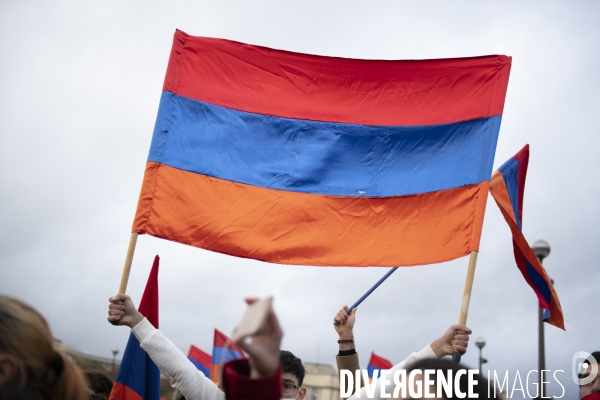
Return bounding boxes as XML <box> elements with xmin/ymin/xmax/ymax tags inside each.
<box><xmin>582</xmin><ymin>393</ymin><xmax>600</xmax><ymax>400</ymax></box>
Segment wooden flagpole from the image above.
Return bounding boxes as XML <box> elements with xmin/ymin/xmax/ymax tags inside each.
<box><xmin>118</xmin><ymin>232</ymin><xmax>139</xmax><ymax>294</ymax></box>
<box><xmin>452</xmin><ymin>250</ymin><xmax>479</xmax><ymax>362</ymax></box>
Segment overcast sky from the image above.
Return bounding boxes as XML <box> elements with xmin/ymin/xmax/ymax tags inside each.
<box><xmin>1</xmin><ymin>1</ymin><xmax>599</xmax><ymax>398</ymax></box>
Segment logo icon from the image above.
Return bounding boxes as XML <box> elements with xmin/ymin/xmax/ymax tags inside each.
<box><xmin>572</xmin><ymin>351</ymin><xmax>599</xmax><ymax>386</ymax></box>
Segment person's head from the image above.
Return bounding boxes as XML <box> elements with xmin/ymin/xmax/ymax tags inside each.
<box><xmin>0</xmin><ymin>295</ymin><xmax>88</xmax><ymax>400</ymax></box>
<box><xmin>403</xmin><ymin>358</ymin><xmax>497</xmax><ymax>399</ymax></box>
<box><xmin>579</xmin><ymin>351</ymin><xmax>600</xmax><ymax>399</ymax></box>
<box><xmin>280</xmin><ymin>350</ymin><xmax>306</xmax><ymax>400</ymax></box>
<box><xmin>84</xmin><ymin>370</ymin><xmax>113</xmax><ymax>400</ymax></box>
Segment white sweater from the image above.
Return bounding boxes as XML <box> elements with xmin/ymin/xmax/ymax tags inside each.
<box><xmin>132</xmin><ymin>318</ymin><xmax>224</xmax><ymax>400</ymax></box>
<box><xmin>132</xmin><ymin>318</ymin><xmax>434</xmax><ymax>400</ymax></box>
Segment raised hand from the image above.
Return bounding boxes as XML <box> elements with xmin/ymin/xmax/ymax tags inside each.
<box><xmin>235</xmin><ymin>298</ymin><xmax>283</xmax><ymax>379</ymax></box>
<box><xmin>107</xmin><ymin>294</ymin><xmax>144</xmax><ymax>328</ymax></box>
<box><xmin>430</xmin><ymin>324</ymin><xmax>472</xmax><ymax>358</ymax></box>
<box><xmin>333</xmin><ymin>305</ymin><xmax>356</xmax><ymax>341</ymax></box>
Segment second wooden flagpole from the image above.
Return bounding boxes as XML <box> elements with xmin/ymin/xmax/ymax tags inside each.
<box><xmin>118</xmin><ymin>232</ymin><xmax>139</xmax><ymax>294</ymax></box>
<box><xmin>452</xmin><ymin>250</ymin><xmax>479</xmax><ymax>362</ymax></box>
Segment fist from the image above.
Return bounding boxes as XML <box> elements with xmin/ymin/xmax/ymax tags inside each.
<box><xmin>107</xmin><ymin>294</ymin><xmax>143</xmax><ymax>328</ymax></box>
<box><xmin>333</xmin><ymin>305</ymin><xmax>356</xmax><ymax>340</ymax></box>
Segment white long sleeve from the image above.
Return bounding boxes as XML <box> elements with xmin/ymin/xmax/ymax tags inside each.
<box><xmin>348</xmin><ymin>345</ymin><xmax>436</xmax><ymax>400</ymax></box>
<box><xmin>132</xmin><ymin>318</ymin><xmax>224</xmax><ymax>400</ymax></box>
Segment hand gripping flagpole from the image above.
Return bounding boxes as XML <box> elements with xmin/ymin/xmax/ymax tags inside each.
<box><xmin>110</xmin><ymin>232</ymin><xmax>139</xmax><ymax>325</ymax></box>
<box><xmin>334</xmin><ymin>267</ymin><xmax>398</xmax><ymax>326</ymax></box>
<box><xmin>452</xmin><ymin>250</ymin><xmax>479</xmax><ymax>362</ymax></box>
<box><xmin>335</xmin><ymin>251</ymin><xmax>480</xmax><ymax>364</ymax></box>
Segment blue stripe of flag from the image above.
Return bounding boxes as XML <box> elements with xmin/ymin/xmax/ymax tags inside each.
<box><xmin>211</xmin><ymin>346</ymin><xmax>243</xmax><ymax>364</ymax></box>
<box><xmin>114</xmin><ymin>333</ymin><xmax>160</xmax><ymax>399</ymax></box>
<box><xmin>149</xmin><ymin>91</ymin><xmax>502</xmax><ymax>197</ymax></box>
<box><xmin>188</xmin><ymin>357</ymin><xmax>210</xmax><ymax>377</ymax></box>
<box><xmin>498</xmin><ymin>158</ymin><xmax>523</xmax><ymax>229</ymax></box>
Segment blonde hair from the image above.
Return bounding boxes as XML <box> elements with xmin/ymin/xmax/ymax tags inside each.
<box><xmin>0</xmin><ymin>295</ymin><xmax>88</xmax><ymax>400</ymax></box>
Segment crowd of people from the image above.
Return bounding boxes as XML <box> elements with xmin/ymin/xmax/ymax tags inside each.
<box><xmin>0</xmin><ymin>293</ymin><xmax>598</xmax><ymax>399</ymax></box>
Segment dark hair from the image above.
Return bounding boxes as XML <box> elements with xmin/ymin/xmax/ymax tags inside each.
<box><xmin>407</xmin><ymin>358</ymin><xmax>498</xmax><ymax>399</ymax></box>
<box><xmin>84</xmin><ymin>370</ymin><xmax>113</xmax><ymax>399</ymax></box>
<box><xmin>279</xmin><ymin>350</ymin><xmax>306</xmax><ymax>386</ymax></box>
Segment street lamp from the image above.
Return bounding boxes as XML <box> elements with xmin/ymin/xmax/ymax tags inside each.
<box><xmin>531</xmin><ymin>239</ymin><xmax>550</xmax><ymax>397</ymax></box>
<box><xmin>532</xmin><ymin>240</ymin><xmax>550</xmax><ymax>262</ymax></box>
<box><xmin>475</xmin><ymin>337</ymin><xmax>487</xmax><ymax>375</ymax></box>
<box><xmin>111</xmin><ymin>347</ymin><xmax>119</xmax><ymax>378</ymax></box>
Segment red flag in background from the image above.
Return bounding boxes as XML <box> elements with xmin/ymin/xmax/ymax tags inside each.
<box><xmin>366</xmin><ymin>352</ymin><xmax>393</xmax><ymax>382</ymax></box>
<box><xmin>490</xmin><ymin>146</ymin><xmax>564</xmax><ymax>330</ymax></box>
<box><xmin>188</xmin><ymin>345</ymin><xmax>211</xmax><ymax>378</ymax></box>
<box><xmin>110</xmin><ymin>256</ymin><xmax>161</xmax><ymax>400</ymax></box>
<box><xmin>210</xmin><ymin>329</ymin><xmax>245</xmax><ymax>386</ymax></box>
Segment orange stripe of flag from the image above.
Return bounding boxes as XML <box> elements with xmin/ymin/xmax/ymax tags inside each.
<box><xmin>133</xmin><ymin>162</ymin><xmax>489</xmax><ymax>267</ymax></box>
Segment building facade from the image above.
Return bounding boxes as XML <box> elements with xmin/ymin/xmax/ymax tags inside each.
<box><xmin>303</xmin><ymin>362</ymin><xmax>340</xmax><ymax>400</ymax></box>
